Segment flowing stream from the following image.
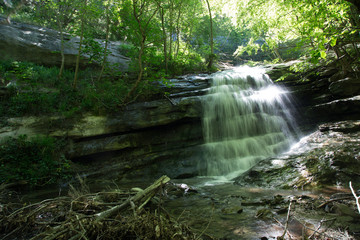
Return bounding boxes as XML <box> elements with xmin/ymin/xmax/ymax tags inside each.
<box><xmin>201</xmin><ymin>66</ymin><xmax>299</xmax><ymax>179</ymax></box>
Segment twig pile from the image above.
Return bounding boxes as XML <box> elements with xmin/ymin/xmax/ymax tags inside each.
<box><xmin>0</xmin><ymin>176</ymin><xmax>202</xmax><ymax>240</ymax></box>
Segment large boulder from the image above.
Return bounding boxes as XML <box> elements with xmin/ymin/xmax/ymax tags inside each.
<box><xmin>0</xmin><ymin>18</ymin><xmax>130</xmax><ymax>71</ymax></box>
<box><xmin>264</xmin><ymin>60</ymin><xmax>301</xmax><ymax>82</ymax></box>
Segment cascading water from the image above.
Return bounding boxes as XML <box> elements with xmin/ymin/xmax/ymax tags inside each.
<box><xmin>201</xmin><ymin>66</ymin><xmax>299</xmax><ymax>179</ymax></box>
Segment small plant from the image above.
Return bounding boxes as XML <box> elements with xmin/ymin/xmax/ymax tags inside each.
<box><xmin>118</xmin><ymin>44</ymin><xmax>137</xmax><ymax>58</ymax></box>
<box><xmin>289</xmin><ymin>60</ymin><xmax>315</xmax><ymax>73</ymax></box>
<box><xmin>82</xmin><ymin>36</ymin><xmax>103</xmax><ymax>64</ymax></box>
<box><xmin>0</xmin><ymin>135</ymin><xmax>71</xmax><ymax>186</ymax></box>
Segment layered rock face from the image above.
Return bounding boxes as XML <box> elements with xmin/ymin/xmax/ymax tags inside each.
<box><xmin>0</xmin><ymin>75</ymin><xmax>210</xmax><ymax>180</ymax></box>
<box><xmin>0</xmin><ymin>17</ymin><xmax>129</xmax><ymax>71</ymax></box>
<box><xmin>266</xmin><ymin>62</ymin><xmax>360</xmax><ymax>129</ymax></box>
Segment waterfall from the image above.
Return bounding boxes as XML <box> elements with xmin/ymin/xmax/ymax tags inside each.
<box><xmin>201</xmin><ymin>66</ymin><xmax>298</xmax><ymax>179</ymax></box>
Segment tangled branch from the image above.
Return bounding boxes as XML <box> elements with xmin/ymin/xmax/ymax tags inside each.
<box><xmin>0</xmin><ymin>175</ymin><xmax>205</xmax><ymax>240</ymax></box>
<box><xmin>349</xmin><ymin>181</ymin><xmax>360</xmax><ymax>214</ymax></box>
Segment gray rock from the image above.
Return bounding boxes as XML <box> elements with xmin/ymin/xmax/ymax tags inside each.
<box><xmin>329</xmin><ymin>71</ymin><xmax>347</xmax><ymax>83</ymax></box>
<box><xmin>264</xmin><ymin>60</ymin><xmax>300</xmax><ymax>81</ymax></box>
<box><xmin>234</xmin><ymin>120</ymin><xmax>360</xmax><ymax>189</ymax></box>
<box><xmin>0</xmin><ymin>18</ymin><xmax>130</xmax><ymax>71</ymax></box>
<box><xmin>329</xmin><ymin>77</ymin><xmax>360</xmax><ymax>97</ymax></box>
<box><xmin>306</xmin><ymin>95</ymin><xmax>360</xmax><ymax>122</ymax></box>
<box><xmin>319</xmin><ymin>67</ymin><xmax>338</xmax><ymax>77</ymax></box>
<box><xmin>319</xmin><ymin>120</ymin><xmax>360</xmax><ymax>133</ymax></box>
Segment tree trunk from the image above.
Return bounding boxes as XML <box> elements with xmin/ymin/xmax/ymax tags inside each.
<box><xmin>95</xmin><ymin>175</ymin><xmax>170</xmax><ymax>221</ymax></box>
<box><xmin>205</xmin><ymin>0</ymin><xmax>214</xmax><ymax>70</ymax></box>
<box><xmin>125</xmin><ymin>36</ymin><xmax>145</xmax><ymax>101</ymax></box>
<box><xmin>174</xmin><ymin>4</ymin><xmax>182</xmax><ymax>60</ymax></box>
<box><xmin>5</xmin><ymin>0</ymin><xmax>27</xmax><ymax>24</ymax></box>
<box><xmin>333</xmin><ymin>45</ymin><xmax>353</xmax><ymax>72</ymax></box>
<box><xmin>124</xmin><ymin>0</ymin><xmax>158</xmax><ymax>102</ymax></box>
<box><xmin>274</xmin><ymin>48</ymin><xmax>283</xmax><ymax>62</ymax></box>
<box><xmin>157</xmin><ymin>4</ymin><xmax>168</xmax><ymax>74</ymax></box>
<box><xmin>184</xmin><ymin>6</ymin><xmax>197</xmax><ymax>59</ymax></box>
<box><xmin>98</xmin><ymin>4</ymin><xmax>111</xmax><ymax>82</ymax></box>
<box><xmin>168</xmin><ymin>0</ymin><xmax>174</xmax><ymax>63</ymax></box>
<box><xmin>73</xmin><ymin>0</ymin><xmax>87</xmax><ymax>89</ymax></box>
<box><xmin>57</xmin><ymin>19</ymin><xmax>65</xmax><ymax>79</ymax></box>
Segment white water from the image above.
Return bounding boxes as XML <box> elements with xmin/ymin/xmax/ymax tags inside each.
<box><xmin>201</xmin><ymin>66</ymin><xmax>299</xmax><ymax>180</ymax></box>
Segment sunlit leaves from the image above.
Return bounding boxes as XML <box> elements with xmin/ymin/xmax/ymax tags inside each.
<box><xmin>330</xmin><ymin>37</ymin><xmax>337</xmax><ymax>47</ymax></box>
<box><xmin>233</xmin><ymin>38</ymin><xmax>260</xmax><ymax>57</ymax></box>
<box><xmin>320</xmin><ymin>50</ymin><xmax>327</xmax><ymax>59</ymax></box>
<box><xmin>230</xmin><ymin>0</ymin><xmax>355</xmax><ymax>63</ymax></box>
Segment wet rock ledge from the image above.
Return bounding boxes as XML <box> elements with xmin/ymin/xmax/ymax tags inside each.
<box><xmin>266</xmin><ymin>61</ymin><xmax>360</xmax><ymax>129</ymax></box>
<box><xmin>234</xmin><ymin>120</ymin><xmax>360</xmax><ymax>190</ymax></box>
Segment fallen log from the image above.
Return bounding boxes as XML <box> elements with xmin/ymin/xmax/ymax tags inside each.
<box><xmin>95</xmin><ymin>175</ymin><xmax>170</xmax><ymax>221</ymax></box>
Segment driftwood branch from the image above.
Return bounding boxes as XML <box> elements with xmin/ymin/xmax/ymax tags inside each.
<box><xmin>95</xmin><ymin>175</ymin><xmax>170</xmax><ymax>221</ymax></box>
<box><xmin>281</xmin><ymin>199</ymin><xmax>294</xmax><ymax>239</ymax></box>
<box><xmin>350</xmin><ymin>181</ymin><xmax>360</xmax><ymax>214</ymax></box>
<box><xmin>308</xmin><ymin>218</ymin><xmax>336</xmax><ymax>239</ymax></box>
<box><xmin>317</xmin><ymin>196</ymin><xmax>352</xmax><ymax>209</ymax></box>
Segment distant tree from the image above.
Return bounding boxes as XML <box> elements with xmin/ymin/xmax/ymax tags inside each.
<box><xmin>232</xmin><ymin>0</ymin><xmax>359</xmax><ymax>69</ymax></box>
<box><xmin>55</xmin><ymin>0</ymin><xmax>74</xmax><ymax>79</ymax></box>
<box><xmin>73</xmin><ymin>0</ymin><xmax>87</xmax><ymax>89</ymax></box>
<box><xmin>204</xmin><ymin>0</ymin><xmax>215</xmax><ymax>70</ymax></box>
<box><xmin>124</xmin><ymin>0</ymin><xmax>159</xmax><ymax>102</ymax></box>
<box><xmin>97</xmin><ymin>0</ymin><xmax>111</xmax><ymax>82</ymax></box>
<box><xmin>1</xmin><ymin>0</ymin><xmax>29</xmax><ymax>24</ymax></box>
<box><xmin>154</xmin><ymin>0</ymin><xmax>168</xmax><ymax>73</ymax></box>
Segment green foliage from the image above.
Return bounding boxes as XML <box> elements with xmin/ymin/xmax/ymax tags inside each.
<box><xmin>172</xmin><ymin>51</ymin><xmax>206</xmax><ymax>74</ymax></box>
<box><xmin>289</xmin><ymin>61</ymin><xmax>316</xmax><ymax>74</ymax></box>
<box><xmin>118</xmin><ymin>44</ymin><xmax>138</xmax><ymax>58</ymax></box>
<box><xmin>0</xmin><ymin>60</ymin><xmax>166</xmax><ymax>117</ymax></box>
<box><xmin>0</xmin><ymin>135</ymin><xmax>71</xmax><ymax>186</ymax></box>
<box><xmin>82</xmin><ymin>36</ymin><xmax>104</xmax><ymax>64</ymax></box>
<box><xmin>0</xmin><ymin>60</ymin><xmax>63</xmax><ymax>87</ymax></box>
<box><xmin>231</xmin><ymin>0</ymin><xmax>359</xmax><ymax>65</ymax></box>
<box><xmin>233</xmin><ymin>39</ymin><xmax>260</xmax><ymax>58</ymax></box>
<box><xmin>5</xmin><ymin>0</ymin><xmax>360</xmax><ymax>74</ymax></box>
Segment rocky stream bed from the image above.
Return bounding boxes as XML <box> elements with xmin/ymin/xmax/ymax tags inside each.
<box><xmin>1</xmin><ymin>120</ymin><xmax>360</xmax><ymax>240</ymax></box>
<box><xmin>166</xmin><ymin>120</ymin><xmax>360</xmax><ymax>240</ymax></box>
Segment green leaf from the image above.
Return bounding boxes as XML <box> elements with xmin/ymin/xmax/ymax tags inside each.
<box><xmin>330</xmin><ymin>37</ymin><xmax>337</xmax><ymax>47</ymax></box>
<box><xmin>320</xmin><ymin>50</ymin><xmax>327</xmax><ymax>59</ymax></box>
